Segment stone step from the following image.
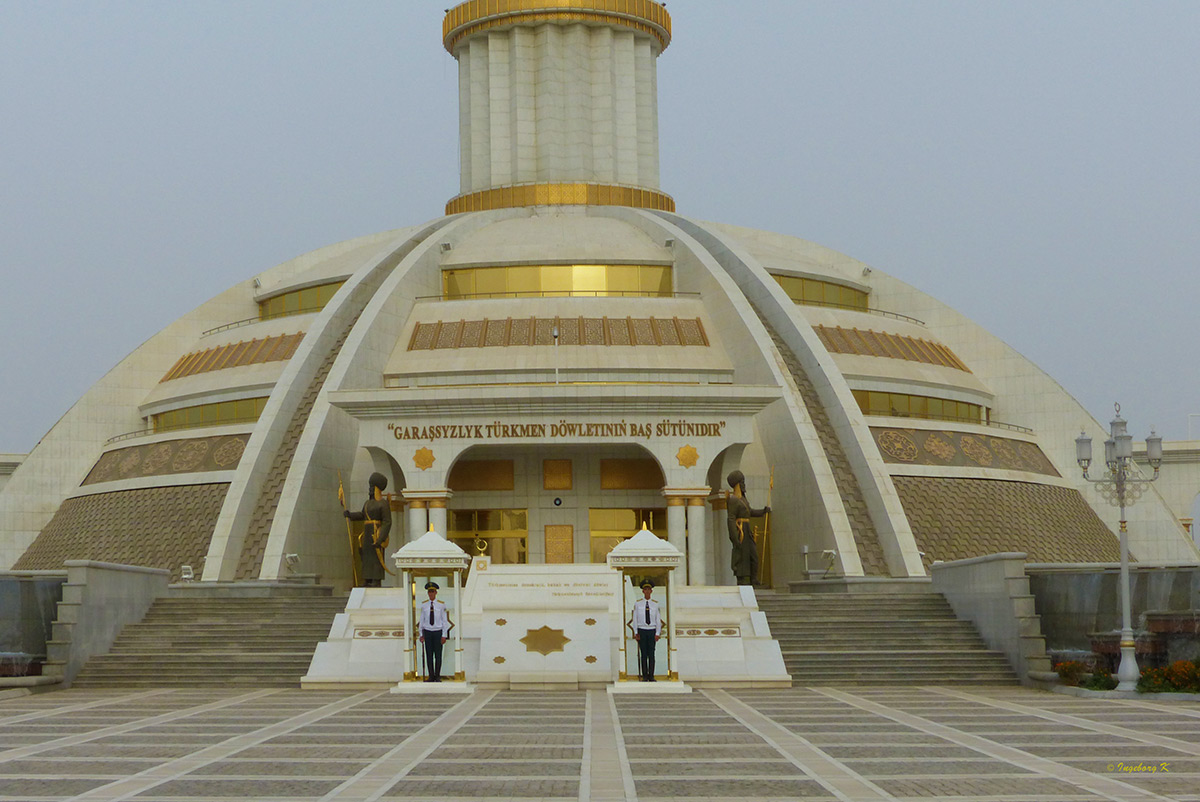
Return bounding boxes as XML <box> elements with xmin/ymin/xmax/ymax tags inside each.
<box><xmin>774</xmin><ymin>638</ymin><xmax>987</xmax><ymax>650</ymax></box>
<box><xmin>106</xmin><ymin>644</ymin><xmax>325</xmax><ymax>653</ymax></box>
<box><xmin>116</xmin><ymin>624</ymin><xmax>337</xmax><ymax>633</ymax></box>
<box><xmin>759</xmin><ymin>589</ymin><xmax>1017</xmax><ymax>685</ymax></box>
<box><xmin>70</xmin><ymin>681</ymin><xmax>300</xmax><ymax>686</ymax></box>
<box><xmin>759</xmin><ymin>597</ymin><xmax>954</xmax><ymax>605</ymax></box>
<box><xmin>113</xmin><ymin>633</ymin><xmax>330</xmax><ymax>642</ymax></box>
<box><xmin>142</xmin><ymin>611</ymin><xmax>345</xmax><ymax>619</ymax></box>
<box><xmin>73</xmin><ymin>594</ymin><xmax>345</xmax><ymax>688</ymax></box>
<box><xmin>781</xmin><ymin>651</ymin><xmax>1007</xmax><ymax>664</ymax></box>
<box><xmin>86</xmin><ymin>654</ymin><xmax>315</xmax><ymax>665</ymax></box>
<box><xmin>152</xmin><ymin>599</ymin><xmax>347</xmax><ymax>606</ymax></box>
<box><xmin>758</xmin><ymin>595</ymin><xmax>950</xmax><ymax>603</ymax></box>
<box><xmin>758</xmin><ymin>605</ymin><xmax>956</xmax><ymax>615</ymax></box>
<box><xmin>766</xmin><ymin>619</ymin><xmax>968</xmax><ymax>628</ymax></box>
<box><xmin>786</xmin><ymin>673</ymin><xmax>1019</xmax><ymax>685</ymax></box>
<box><xmin>77</xmin><ymin>670</ymin><xmax>311</xmax><ymax>680</ymax></box>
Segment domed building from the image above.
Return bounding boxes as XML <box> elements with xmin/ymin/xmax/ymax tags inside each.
<box><xmin>4</xmin><ymin>1</ymin><xmax>1197</xmax><ymax>590</ymax></box>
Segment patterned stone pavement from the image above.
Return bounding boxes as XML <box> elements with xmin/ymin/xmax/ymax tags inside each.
<box><xmin>1</xmin><ymin>686</ymin><xmax>1198</xmax><ymax>801</ymax></box>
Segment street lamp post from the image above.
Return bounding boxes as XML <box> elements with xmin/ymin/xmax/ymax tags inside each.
<box><xmin>1075</xmin><ymin>403</ymin><xmax>1163</xmax><ymax>691</ymax></box>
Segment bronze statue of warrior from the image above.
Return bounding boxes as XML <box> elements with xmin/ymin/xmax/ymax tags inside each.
<box><xmin>344</xmin><ymin>472</ymin><xmax>392</xmax><ymax>588</ymax></box>
<box><xmin>726</xmin><ymin>470</ymin><xmax>769</xmax><ymax>586</ymax></box>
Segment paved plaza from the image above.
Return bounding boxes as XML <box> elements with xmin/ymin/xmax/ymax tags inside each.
<box><xmin>2</xmin><ymin>685</ymin><xmax>1199</xmax><ymax>801</ymax></box>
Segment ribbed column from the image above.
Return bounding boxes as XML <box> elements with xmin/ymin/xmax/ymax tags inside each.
<box><xmin>666</xmin><ymin>498</ymin><xmax>687</xmax><ymax>581</ymax></box>
<box><xmin>711</xmin><ymin>495</ymin><xmax>731</xmax><ymax>585</ymax></box>
<box><xmin>445</xmin><ymin>1</ymin><xmax>672</xmax><ymax>212</ymax></box>
<box><xmin>458</xmin><ymin>25</ymin><xmax>660</xmax><ymax>193</ymax></box>
<box><xmin>404</xmin><ymin>497</ymin><xmax>427</xmax><ymax>542</ymax></box>
<box><xmin>428</xmin><ymin>496</ymin><xmax>450</xmax><ymax>537</ymax></box>
<box><xmin>686</xmin><ymin>497</ymin><xmax>708</xmax><ymax>586</ymax></box>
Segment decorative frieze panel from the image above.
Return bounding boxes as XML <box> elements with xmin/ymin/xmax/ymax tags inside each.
<box><xmin>871</xmin><ymin>428</ymin><xmax>1059</xmax><ymax>477</ymax></box>
<box><xmin>680</xmin><ymin>627</ymin><xmax>741</xmax><ymax>637</ymax></box>
<box><xmin>354</xmin><ymin>628</ymin><xmax>405</xmax><ymax>639</ymax></box>
<box><xmin>83</xmin><ymin>434</ymin><xmax>250</xmax><ymax>485</ymax></box>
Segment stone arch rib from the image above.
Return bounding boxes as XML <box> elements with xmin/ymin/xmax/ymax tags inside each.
<box><xmin>752</xmin><ymin>307</ymin><xmax>890</xmax><ymax>576</ymax></box>
<box><xmin>233</xmin><ymin>311</ymin><xmax>363</xmax><ymax>580</ymax></box>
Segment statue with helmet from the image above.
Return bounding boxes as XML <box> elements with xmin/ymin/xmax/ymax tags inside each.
<box><xmin>726</xmin><ymin>470</ymin><xmax>770</xmax><ymax>585</ymax></box>
<box><xmin>341</xmin><ymin>472</ymin><xmax>393</xmax><ymax>587</ymax></box>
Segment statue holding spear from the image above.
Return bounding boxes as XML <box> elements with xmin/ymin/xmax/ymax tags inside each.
<box><xmin>725</xmin><ymin>470</ymin><xmax>770</xmax><ymax>586</ymax></box>
<box><xmin>340</xmin><ymin>471</ymin><xmax>393</xmax><ymax>587</ymax></box>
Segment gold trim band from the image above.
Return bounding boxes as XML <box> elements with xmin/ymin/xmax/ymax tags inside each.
<box><xmin>446</xmin><ymin>182</ymin><xmax>675</xmax><ymax>215</ymax></box>
<box><xmin>444</xmin><ymin>0</ymin><xmax>671</xmax><ymax>54</ymax></box>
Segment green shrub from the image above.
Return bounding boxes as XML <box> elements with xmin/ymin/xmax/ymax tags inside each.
<box><xmin>1054</xmin><ymin>660</ymin><xmax>1087</xmax><ymax>686</ymax></box>
<box><xmin>1137</xmin><ymin>660</ymin><xmax>1200</xmax><ymax>693</ymax></box>
<box><xmin>1081</xmin><ymin>668</ymin><xmax>1117</xmax><ymax>691</ymax></box>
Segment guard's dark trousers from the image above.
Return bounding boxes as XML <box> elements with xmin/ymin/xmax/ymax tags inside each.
<box><xmin>636</xmin><ymin>628</ymin><xmax>657</xmax><ymax>681</ymax></box>
<box><xmin>422</xmin><ymin>629</ymin><xmax>444</xmax><ymax>681</ymax></box>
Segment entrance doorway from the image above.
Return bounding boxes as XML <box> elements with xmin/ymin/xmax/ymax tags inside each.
<box><xmin>448</xmin><ymin>509</ymin><xmax>528</xmax><ymax>564</ymax></box>
<box><xmin>544</xmin><ymin>525</ymin><xmax>574</xmax><ymax>563</ymax></box>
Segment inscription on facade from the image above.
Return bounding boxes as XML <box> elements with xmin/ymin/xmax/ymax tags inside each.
<box><xmin>389</xmin><ymin>419</ymin><xmax>726</xmax><ymax>441</ymax></box>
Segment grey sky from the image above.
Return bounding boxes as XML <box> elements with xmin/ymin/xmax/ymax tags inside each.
<box><xmin>2</xmin><ymin>0</ymin><xmax>1197</xmax><ymax>456</ymax></box>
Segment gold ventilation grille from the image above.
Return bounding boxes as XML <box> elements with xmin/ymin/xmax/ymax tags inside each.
<box><xmin>446</xmin><ymin>183</ymin><xmax>675</xmax><ymax>215</ymax></box>
<box><xmin>814</xmin><ymin>325</ymin><xmax>971</xmax><ymax>372</ymax></box>
<box><xmin>408</xmin><ymin>317</ymin><xmax>707</xmax><ymax>350</ymax></box>
<box><xmin>161</xmin><ymin>333</ymin><xmax>304</xmax><ymax>382</ymax></box>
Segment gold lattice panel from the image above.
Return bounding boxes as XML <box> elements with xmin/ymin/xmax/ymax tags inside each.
<box><xmin>543</xmin><ymin>460</ymin><xmax>573</xmax><ymax>491</ymax></box>
<box><xmin>407</xmin><ymin>317</ymin><xmax>707</xmax><ymax>350</ymax></box>
<box><xmin>600</xmin><ymin>459</ymin><xmax>665</xmax><ymax>490</ymax></box>
<box><xmin>814</xmin><ymin>325</ymin><xmax>970</xmax><ymax>372</ymax></box>
<box><xmin>544</xmin><ymin>525</ymin><xmax>575</xmax><ymax>564</ymax></box>
<box><xmin>447</xmin><ymin>460</ymin><xmax>515</xmax><ymax>491</ymax></box>
<box><xmin>161</xmin><ymin>333</ymin><xmax>304</xmax><ymax>382</ymax></box>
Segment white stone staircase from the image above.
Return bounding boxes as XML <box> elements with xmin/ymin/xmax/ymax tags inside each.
<box><xmin>756</xmin><ymin>591</ymin><xmax>1019</xmax><ymax>685</ymax></box>
<box><xmin>70</xmin><ymin>593</ymin><xmax>347</xmax><ymax>688</ymax></box>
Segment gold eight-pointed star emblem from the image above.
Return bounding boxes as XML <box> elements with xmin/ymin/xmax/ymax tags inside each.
<box><xmin>519</xmin><ymin>626</ymin><xmax>571</xmax><ymax>656</ymax></box>
<box><xmin>676</xmin><ymin>444</ymin><xmax>699</xmax><ymax>468</ymax></box>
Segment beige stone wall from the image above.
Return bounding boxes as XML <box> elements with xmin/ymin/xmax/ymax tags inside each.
<box><xmin>892</xmin><ymin>476</ymin><xmax>1119</xmax><ymax>564</ymax></box>
<box><xmin>13</xmin><ymin>484</ymin><xmax>229</xmax><ymax>582</ymax></box>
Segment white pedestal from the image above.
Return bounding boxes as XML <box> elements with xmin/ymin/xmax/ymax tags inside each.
<box><xmin>302</xmin><ymin>588</ymin><xmax>408</xmax><ymax>688</ymax></box>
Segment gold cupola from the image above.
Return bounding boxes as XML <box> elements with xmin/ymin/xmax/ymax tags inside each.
<box><xmin>443</xmin><ymin>0</ymin><xmax>675</xmax><ymax>214</ymax></box>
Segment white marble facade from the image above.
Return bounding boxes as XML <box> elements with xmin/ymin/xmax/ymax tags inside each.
<box><xmin>4</xmin><ymin>1</ymin><xmax>1198</xmax><ymax>587</ymax></box>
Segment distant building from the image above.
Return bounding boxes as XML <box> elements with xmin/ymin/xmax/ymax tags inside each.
<box><xmin>3</xmin><ymin>2</ymin><xmax>1196</xmax><ymax>587</ymax></box>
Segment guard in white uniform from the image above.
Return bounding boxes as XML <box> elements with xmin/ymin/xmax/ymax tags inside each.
<box><xmin>419</xmin><ymin>581</ymin><xmax>450</xmax><ymax>681</ymax></box>
<box><xmin>630</xmin><ymin>579</ymin><xmax>662</xmax><ymax>681</ymax></box>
